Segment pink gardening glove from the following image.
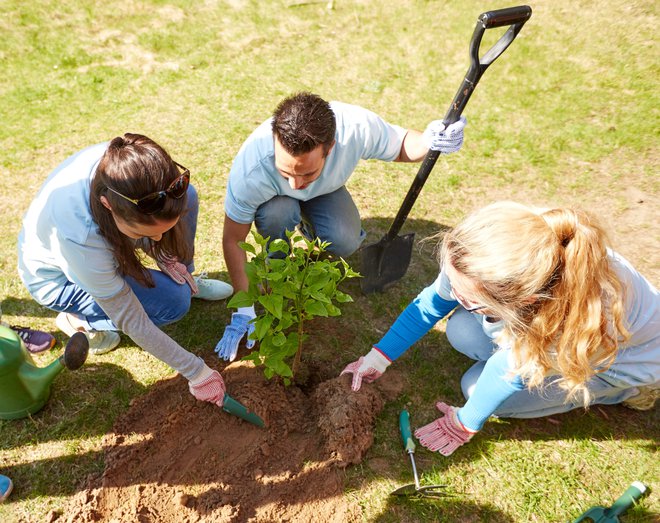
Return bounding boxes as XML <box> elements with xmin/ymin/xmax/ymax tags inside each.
<box><xmin>414</xmin><ymin>402</ymin><xmax>477</xmax><ymax>456</ymax></box>
<box><xmin>340</xmin><ymin>347</ymin><xmax>391</xmax><ymax>391</ymax></box>
<box><xmin>188</xmin><ymin>365</ymin><xmax>226</xmax><ymax>407</ymax></box>
<box><xmin>157</xmin><ymin>255</ymin><xmax>198</xmax><ymax>294</ymax></box>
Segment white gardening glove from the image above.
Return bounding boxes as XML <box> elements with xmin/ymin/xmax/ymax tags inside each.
<box><xmin>422</xmin><ymin>116</ymin><xmax>467</xmax><ymax>154</ymax></box>
<box><xmin>188</xmin><ymin>364</ymin><xmax>226</xmax><ymax>407</ymax></box>
<box><xmin>340</xmin><ymin>347</ymin><xmax>391</xmax><ymax>391</ymax></box>
<box><xmin>157</xmin><ymin>255</ymin><xmax>199</xmax><ymax>294</ymax></box>
<box><xmin>414</xmin><ymin>401</ymin><xmax>477</xmax><ymax>456</ymax></box>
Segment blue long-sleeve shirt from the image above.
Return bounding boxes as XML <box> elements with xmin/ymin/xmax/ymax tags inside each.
<box><xmin>374</xmin><ymin>253</ymin><xmax>660</xmax><ymax>431</ymax></box>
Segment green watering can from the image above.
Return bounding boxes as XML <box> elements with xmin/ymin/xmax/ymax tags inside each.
<box><xmin>0</xmin><ymin>325</ymin><xmax>88</xmax><ymax>419</ymax></box>
<box><xmin>572</xmin><ymin>482</ymin><xmax>648</xmax><ymax>523</ymax></box>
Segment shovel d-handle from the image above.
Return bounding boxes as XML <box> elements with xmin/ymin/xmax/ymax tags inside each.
<box><xmin>384</xmin><ymin>5</ymin><xmax>532</xmax><ymax>241</ymax></box>
<box><xmin>444</xmin><ymin>5</ymin><xmax>532</xmax><ymax>125</ymax></box>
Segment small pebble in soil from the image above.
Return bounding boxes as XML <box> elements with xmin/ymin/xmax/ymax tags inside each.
<box><xmin>173</xmin><ymin>491</ymin><xmax>189</xmax><ymax>506</ymax></box>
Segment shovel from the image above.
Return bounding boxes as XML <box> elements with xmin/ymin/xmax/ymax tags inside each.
<box><xmin>572</xmin><ymin>482</ymin><xmax>648</xmax><ymax>523</ymax></box>
<box><xmin>222</xmin><ymin>393</ymin><xmax>265</xmax><ymax>428</ymax></box>
<box><xmin>359</xmin><ymin>5</ymin><xmax>533</xmax><ymax>294</ymax></box>
<box><xmin>391</xmin><ymin>409</ymin><xmax>448</xmax><ymax>498</ymax></box>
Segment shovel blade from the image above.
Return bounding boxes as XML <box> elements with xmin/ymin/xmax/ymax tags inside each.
<box><xmin>222</xmin><ymin>393</ymin><xmax>265</xmax><ymax>428</ymax></box>
<box><xmin>359</xmin><ymin>233</ymin><xmax>415</xmax><ymax>294</ymax></box>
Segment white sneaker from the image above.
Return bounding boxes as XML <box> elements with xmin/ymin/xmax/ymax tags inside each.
<box><xmin>193</xmin><ymin>272</ymin><xmax>234</xmax><ymax>301</ymax></box>
<box><xmin>622</xmin><ymin>384</ymin><xmax>660</xmax><ymax>411</ymax></box>
<box><xmin>55</xmin><ymin>312</ymin><xmax>121</xmax><ymax>355</ymax></box>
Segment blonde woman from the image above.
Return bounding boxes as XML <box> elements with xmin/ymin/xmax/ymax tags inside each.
<box><xmin>342</xmin><ymin>201</ymin><xmax>659</xmax><ymax>455</ymax></box>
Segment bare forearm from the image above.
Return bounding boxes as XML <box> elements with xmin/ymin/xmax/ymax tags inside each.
<box><xmin>223</xmin><ymin>238</ymin><xmax>249</xmax><ymax>292</ymax></box>
<box><xmin>396</xmin><ymin>129</ymin><xmax>428</xmax><ymax>162</ymax></box>
<box><xmin>222</xmin><ymin>215</ymin><xmax>252</xmax><ymax>293</ymax></box>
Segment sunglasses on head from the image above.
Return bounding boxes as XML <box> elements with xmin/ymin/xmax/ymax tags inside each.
<box><xmin>106</xmin><ymin>161</ymin><xmax>190</xmax><ymax>214</ymax></box>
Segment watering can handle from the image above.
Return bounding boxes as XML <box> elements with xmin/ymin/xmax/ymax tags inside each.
<box><xmin>399</xmin><ymin>409</ymin><xmax>416</xmax><ymax>453</ymax></box>
<box><xmin>606</xmin><ymin>481</ymin><xmax>647</xmax><ymax>517</ymax></box>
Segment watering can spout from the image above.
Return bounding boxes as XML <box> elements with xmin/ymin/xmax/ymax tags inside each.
<box><xmin>20</xmin><ymin>357</ymin><xmax>65</xmax><ymax>399</ymax></box>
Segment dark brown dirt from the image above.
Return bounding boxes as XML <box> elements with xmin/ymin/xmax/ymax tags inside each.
<box><xmin>62</xmin><ymin>360</ymin><xmax>405</xmax><ymax>523</ymax></box>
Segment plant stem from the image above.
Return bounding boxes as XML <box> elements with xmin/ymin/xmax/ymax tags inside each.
<box><xmin>292</xmin><ymin>316</ymin><xmax>304</xmax><ymax>377</ymax></box>
<box><xmin>291</xmin><ymin>241</ymin><xmax>313</xmax><ymax>377</ymax></box>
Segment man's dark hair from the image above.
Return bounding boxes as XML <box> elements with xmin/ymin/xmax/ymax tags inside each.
<box><xmin>271</xmin><ymin>92</ymin><xmax>336</xmax><ymax>156</ymax></box>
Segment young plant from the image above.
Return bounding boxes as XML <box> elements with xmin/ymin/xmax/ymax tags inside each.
<box><xmin>227</xmin><ymin>230</ymin><xmax>360</xmax><ymax>383</ymax></box>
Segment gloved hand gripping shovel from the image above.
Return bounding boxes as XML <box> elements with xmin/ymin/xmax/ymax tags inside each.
<box><xmin>391</xmin><ymin>409</ymin><xmax>449</xmax><ymax>498</ymax></box>
<box><xmin>359</xmin><ymin>5</ymin><xmax>533</xmax><ymax>294</ymax></box>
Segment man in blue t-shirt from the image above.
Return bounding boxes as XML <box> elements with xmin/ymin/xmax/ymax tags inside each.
<box><xmin>216</xmin><ymin>92</ymin><xmax>466</xmax><ymax>360</ymax></box>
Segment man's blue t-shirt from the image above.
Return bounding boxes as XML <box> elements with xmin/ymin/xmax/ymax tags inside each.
<box><xmin>224</xmin><ymin>101</ymin><xmax>408</xmax><ymax>224</ymax></box>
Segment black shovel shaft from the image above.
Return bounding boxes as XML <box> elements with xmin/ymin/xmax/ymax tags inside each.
<box><xmin>383</xmin><ymin>5</ymin><xmax>532</xmax><ymax>242</ymax></box>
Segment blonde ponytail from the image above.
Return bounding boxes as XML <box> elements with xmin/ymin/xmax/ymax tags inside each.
<box><xmin>442</xmin><ymin>202</ymin><xmax>629</xmax><ymax>405</ymax></box>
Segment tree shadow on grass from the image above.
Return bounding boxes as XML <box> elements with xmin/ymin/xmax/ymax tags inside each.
<box><xmin>372</xmin><ymin>497</ymin><xmax>516</xmax><ymax>523</ymax></box>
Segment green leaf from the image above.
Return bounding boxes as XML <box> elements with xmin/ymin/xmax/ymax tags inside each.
<box><xmin>326</xmin><ymin>303</ymin><xmax>341</xmax><ymax>316</ymax></box>
<box><xmin>269</xmin><ymin>239</ymin><xmax>290</xmax><ymax>255</ymax></box>
<box><xmin>310</xmin><ymin>291</ymin><xmax>332</xmax><ymax>303</ymax></box>
<box><xmin>267</xmin><ymin>358</ymin><xmax>293</xmax><ymax>378</ymax></box>
<box><xmin>258</xmin><ymin>293</ymin><xmax>283</xmax><ymax>319</ymax></box>
<box><xmin>334</xmin><ymin>290</ymin><xmax>353</xmax><ymax>303</ymax></box>
<box><xmin>271</xmin><ymin>331</ymin><xmax>287</xmax><ymax>347</ymax></box>
<box><xmin>227</xmin><ymin>290</ymin><xmax>255</xmax><ymax>308</ymax></box>
<box><xmin>254</xmin><ymin>315</ymin><xmax>273</xmax><ymax>340</ymax></box>
<box><xmin>242</xmin><ymin>352</ymin><xmax>263</xmax><ymax>365</ymax></box>
<box><xmin>238</xmin><ymin>241</ymin><xmax>256</xmax><ymax>254</ymax></box>
<box><xmin>305</xmin><ymin>300</ymin><xmax>328</xmax><ymax>317</ymax></box>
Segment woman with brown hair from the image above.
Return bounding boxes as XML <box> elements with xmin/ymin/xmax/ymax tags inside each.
<box><xmin>342</xmin><ymin>201</ymin><xmax>659</xmax><ymax>455</ymax></box>
<box><xmin>18</xmin><ymin>133</ymin><xmax>231</xmax><ymax>406</ymax></box>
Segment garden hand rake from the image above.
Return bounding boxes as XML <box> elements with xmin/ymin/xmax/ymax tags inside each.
<box><xmin>390</xmin><ymin>409</ymin><xmax>449</xmax><ymax>498</ymax></box>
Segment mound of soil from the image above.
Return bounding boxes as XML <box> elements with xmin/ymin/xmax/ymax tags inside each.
<box><xmin>63</xmin><ymin>361</ymin><xmax>404</xmax><ymax>523</ymax></box>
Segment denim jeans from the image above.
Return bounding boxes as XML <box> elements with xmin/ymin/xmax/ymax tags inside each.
<box><xmin>254</xmin><ymin>186</ymin><xmax>366</xmax><ymax>257</ymax></box>
<box><xmin>44</xmin><ymin>185</ymin><xmax>199</xmax><ymax>331</ymax></box>
<box><xmin>445</xmin><ymin>306</ymin><xmax>637</xmax><ymax>418</ymax></box>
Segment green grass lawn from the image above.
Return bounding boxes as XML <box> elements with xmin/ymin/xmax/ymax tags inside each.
<box><xmin>1</xmin><ymin>1</ymin><xmax>658</xmax><ymax>521</ymax></box>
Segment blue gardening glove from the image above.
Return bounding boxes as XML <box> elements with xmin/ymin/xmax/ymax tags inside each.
<box><xmin>423</xmin><ymin>116</ymin><xmax>466</xmax><ymax>154</ymax></box>
<box><xmin>215</xmin><ymin>312</ymin><xmax>256</xmax><ymax>361</ymax></box>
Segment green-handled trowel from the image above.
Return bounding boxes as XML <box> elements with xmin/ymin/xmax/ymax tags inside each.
<box><xmin>222</xmin><ymin>393</ymin><xmax>265</xmax><ymax>428</ymax></box>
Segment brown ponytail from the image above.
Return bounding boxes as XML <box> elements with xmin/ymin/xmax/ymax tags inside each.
<box><xmin>90</xmin><ymin>133</ymin><xmax>192</xmax><ymax>286</ymax></box>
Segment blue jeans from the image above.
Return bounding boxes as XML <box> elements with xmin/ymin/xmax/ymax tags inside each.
<box><xmin>254</xmin><ymin>186</ymin><xmax>366</xmax><ymax>257</ymax></box>
<box><xmin>44</xmin><ymin>185</ymin><xmax>199</xmax><ymax>331</ymax></box>
<box><xmin>445</xmin><ymin>307</ymin><xmax>637</xmax><ymax>419</ymax></box>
